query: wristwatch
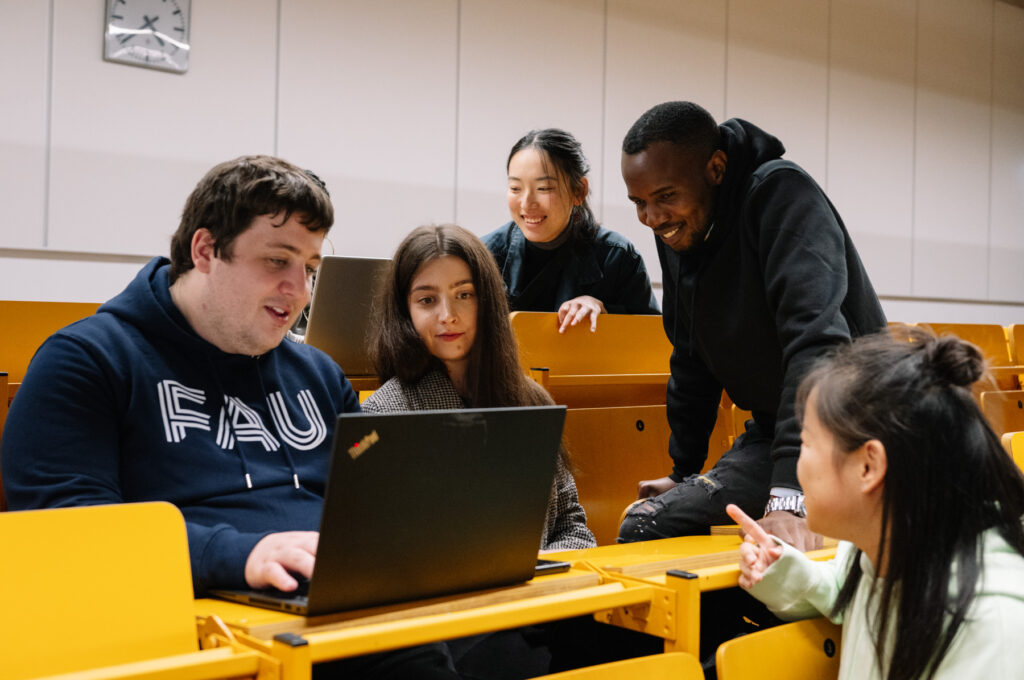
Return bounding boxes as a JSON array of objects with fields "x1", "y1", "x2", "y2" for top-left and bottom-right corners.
[{"x1": 764, "y1": 494, "x2": 806, "y2": 518}]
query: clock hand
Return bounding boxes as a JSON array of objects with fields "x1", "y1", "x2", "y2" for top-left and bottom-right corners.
[
  {"x1": 117, "y1": 15, "x2": 162, "y2": 45},
  {"x1": 139, "y1": 15, "x2": 166, "y2": 46}
]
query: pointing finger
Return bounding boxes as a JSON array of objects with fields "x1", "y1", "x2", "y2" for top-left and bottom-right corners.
[{"x1": 726, "y1": 503, "x2": 774, "y2": 548}]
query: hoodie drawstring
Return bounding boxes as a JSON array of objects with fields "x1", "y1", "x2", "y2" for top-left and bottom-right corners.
[
  {"x1": 207, "y1": 356, "x2": 303, "y2": 492},
  {"x1": 255, "y1": 359, "x2": 303, "y2": 490}
]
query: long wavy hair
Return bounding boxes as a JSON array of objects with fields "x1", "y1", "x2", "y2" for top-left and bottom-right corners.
[
  {"x1": 796, "y1": 325, "x2": 1024, "y2": 680},
  {"x1": 370, "y1": 224, "x2": 554, "y2": 410}
]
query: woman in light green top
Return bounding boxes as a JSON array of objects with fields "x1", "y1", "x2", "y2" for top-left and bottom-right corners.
[{"x1": 729, "y1": 326, "x2": 1024, "y2": 680}]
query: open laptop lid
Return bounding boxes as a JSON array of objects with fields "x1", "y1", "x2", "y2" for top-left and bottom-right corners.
[
  {"x1": 213, "y1": 406, "x2": 566, "y2": 617},
  {"x1": 304, "y1": 256, "x2": 390, "y2": 376}
]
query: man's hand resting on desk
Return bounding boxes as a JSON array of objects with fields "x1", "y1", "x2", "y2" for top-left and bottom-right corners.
[
  {"x1": 245, "y1": 531, "x2": 319, "y2": 591},
  {"x1": 756, "y1": 510, "x2": 822, "y2": 552},
  {"x1": 636, "y1": 476, "x2": 677, "y2": 499}
]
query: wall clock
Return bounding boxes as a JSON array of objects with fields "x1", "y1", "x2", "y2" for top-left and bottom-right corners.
[{"x1": 104, "y1": 0, "x2": 191, "y2": 73}]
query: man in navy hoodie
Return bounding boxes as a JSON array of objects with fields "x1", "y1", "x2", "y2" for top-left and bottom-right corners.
[
  {"x1": 2, "y1": 156, "x2": 459, "y2": 678},
  {"x1": 618, "y1": 102, "x2": 886, "y2": 551}
]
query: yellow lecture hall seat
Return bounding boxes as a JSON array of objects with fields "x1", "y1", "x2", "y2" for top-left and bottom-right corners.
[
  {"x1": 561, "y1": 405, "x2": 671, "y2": 544},
  {"x1": 916, "y1": 322, "x2": 1022, "y2": 391},
  {"x1": 0, "y1": 371, "x2": 7, "y2": 511},
  {"x1": 0, "y1": 301, "x2": 102, "y2": 387},
  {"x1": 1007, "y1": 324, "x2": 1024, "y2": 365},
  {"x1": 980, "y1": 390, "x2": 1024, "y2": 438},
  {"x1": 0, "y1": 502, "x2": 269, "y2": 679},
  {"x1": 530, "y1": 652, "x2": 703, "y2": 679},
  {"x1": 1001, "y1": 431, "x2": 1024, "y2": 472},
  {"x1": 916, "y1": 323, "x2": 1012, "y2": 365},
  {"x1": 716, "y1": 617, "x2": 842, "y2": 680},
  {"x1": 510, "y1": 311, "x2": 671, "y2": 408}
]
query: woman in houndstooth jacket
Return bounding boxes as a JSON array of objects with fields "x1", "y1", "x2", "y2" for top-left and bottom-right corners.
[{"x1": 361, "y1": 223, "x2": 595, "y2": 552}]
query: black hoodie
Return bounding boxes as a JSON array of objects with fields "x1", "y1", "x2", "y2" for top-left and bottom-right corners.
[{"x1": 659, "y1": 119, "x2": 886, "y2": 489}]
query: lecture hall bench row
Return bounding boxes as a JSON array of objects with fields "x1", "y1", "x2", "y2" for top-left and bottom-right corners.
[
  {"x1": 2, "y1": 499, "x2": 842, "y2": 679},
  {"x1": 3, "y1": 303, "x2": 1024, "y2": 536}
]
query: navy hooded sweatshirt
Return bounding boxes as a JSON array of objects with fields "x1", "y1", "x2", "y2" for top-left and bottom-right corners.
[{"x1": 1, "y1": 257, "x2": 360, "y2": 594}]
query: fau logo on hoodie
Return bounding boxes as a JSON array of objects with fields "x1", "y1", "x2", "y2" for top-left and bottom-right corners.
[{"x1": 157, "y1": 379, "x2": 327, "y2": 451}]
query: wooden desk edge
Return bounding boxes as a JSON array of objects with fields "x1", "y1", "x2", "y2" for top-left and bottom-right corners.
[{"x1": 197, "y1": 571, "x2": 600, "y2": 639}]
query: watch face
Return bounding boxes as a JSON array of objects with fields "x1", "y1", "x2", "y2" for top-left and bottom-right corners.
[{"x1": 104, "y1": 0, "x2": 191, "y2": 73}]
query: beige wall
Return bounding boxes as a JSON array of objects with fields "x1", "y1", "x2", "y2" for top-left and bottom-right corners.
[{"x1": 1, "y1": 0, "x2": 1023, "y2": 323}]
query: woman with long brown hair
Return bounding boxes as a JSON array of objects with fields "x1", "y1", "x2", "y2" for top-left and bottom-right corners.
[{"x1": 362, "y1": 223, "x2": 595, "y2": 551}]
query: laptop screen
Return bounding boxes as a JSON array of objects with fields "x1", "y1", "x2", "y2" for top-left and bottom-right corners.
[{"x1": 304, "y1": 256, "x2": 390, "y2": 376}]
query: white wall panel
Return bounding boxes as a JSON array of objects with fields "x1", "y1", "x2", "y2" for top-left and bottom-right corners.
[
  {"x1": 278, "y1": 0, "x2": 458, "y2": 259},
  {"x1": 1, "y1": 0, "x2": 1022, "y2": 322},
  {"x1": 912, "y1": 0, "x2": 991, "y2": 299},
  {"x1": 827, "y1": 0, "x2": 916, "y2": 296},
  {"x1": 603, "y1": 0, "x2": 727, "y2": 288},
  {"x1": 456, "y1": 0, "x2": 606, "y2": 239},
  {"x1": 0, "y1": 2, "x2": 49, "y2": 249},
  {"x1": 725, "y1": 0, "x2": 829, "y2": 182},
  {"x1": 988, "y1": 1, "x2": 1024, "y2": 303},
  {"x1": 46, "y1": 0, "x2": 279, "y2": 257},
  {"x1": 0, "y1": 254, "x2": 147, "y2": 303}
]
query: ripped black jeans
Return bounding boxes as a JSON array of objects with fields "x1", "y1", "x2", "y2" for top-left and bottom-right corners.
[{"x1": 618, "y1": 425, "x2": 774, "y2": 542}]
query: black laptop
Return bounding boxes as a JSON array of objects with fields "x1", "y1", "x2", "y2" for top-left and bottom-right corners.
[
  {"x1": 211, "y1": 406, "x2": 567, "y2": 616},
  {"x1": 303, "y1": 256, "x2": 390, "y2": 376}
]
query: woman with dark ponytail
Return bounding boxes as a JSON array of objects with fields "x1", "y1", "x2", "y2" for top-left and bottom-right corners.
[
  {"x1": 728, "y1": 325, "x2": 1024, "y2": 680},
  {"x1": 483, "y1": 128, "x2": 659, "y2": 332}
]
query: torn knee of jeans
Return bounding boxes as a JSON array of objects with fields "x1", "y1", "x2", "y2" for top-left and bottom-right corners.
[
  {"x1": 619, "y1": 501, "x2": 661, "y2": 542},
  {"x1": 684, "y1": 474, "x2": 721, "y2": 496},
  {"x1": 625, "y1": 498, "x2": 661, "y2": 517}
]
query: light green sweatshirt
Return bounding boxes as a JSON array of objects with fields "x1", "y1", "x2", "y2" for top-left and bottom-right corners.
[{"x1": 748, "y1": 528, "x2": 1024, "y2": 679}]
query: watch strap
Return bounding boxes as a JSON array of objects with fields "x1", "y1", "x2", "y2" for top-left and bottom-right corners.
[{"x1": 764, "y1": 494, "x2": 806, "y2": 518}]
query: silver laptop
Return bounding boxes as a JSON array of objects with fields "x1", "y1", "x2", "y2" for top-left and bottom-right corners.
[
  {"x1": 210, "y1": 406, "x2": 567, "y2": 617},
  {"x1": 304, "y1": 256, "x2": 390, "y2": 376}
]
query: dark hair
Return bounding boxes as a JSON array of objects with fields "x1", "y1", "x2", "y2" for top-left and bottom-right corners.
[
  {"x1": 370, "y1": 224, "x2": 554, "y2": 409},
  {"x1": 169, "y1": 155, "x2": 334, "y2": 283},
  {"x1": 796, "y1": 325, "x2": 1024, "y2": 680},
  {"x1": 508, "y1": 129, "x2": 598, "y2": 242},
  {"x1": 622, "y1": 101, "x2": 720, "y2": 159}
]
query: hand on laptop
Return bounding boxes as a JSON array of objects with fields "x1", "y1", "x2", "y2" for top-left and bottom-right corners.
[{"x1": 245, "y1": 531, "x2": 319, "y2": 591}]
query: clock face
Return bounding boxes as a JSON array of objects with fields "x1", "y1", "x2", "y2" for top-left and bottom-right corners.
[{"x1": 104, "y1": 0, "x2": 191, "y2": 73}]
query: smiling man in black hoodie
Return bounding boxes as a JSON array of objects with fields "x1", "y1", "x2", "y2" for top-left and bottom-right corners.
[{"x1": 618, "y1": 101, "x2": 886, "y2": 551}]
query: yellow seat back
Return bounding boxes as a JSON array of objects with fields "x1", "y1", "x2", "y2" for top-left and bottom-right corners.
[
  {"x1": 511, "y1": 312, "x2": 670, "y2": 375},
  {"x1": 0, "y1": 502, "x2": 198, "y2": 678},
  {"x1": 562, "y1": 405, "x2": 671, "y2": 545},
  {"x1": 980, "y1": 390, "x2": 1024, "y2": 437},
  {"x1": 916, "y1": 322, "x2": 1013, "y2": 366},
  {"x1": 531, "y1": 652, "x2": 703, "y2": 679},
  {"x1": 1007, "y1": 324, "x2": 1024, "y2": 365},
  {"x1": 716, "y1": 617, "x2": 842, "y2": 680},
  {"x1": 1001, "y1": 431, "x2": 1024, "y2": 472},
  {"x1": 0, "y1": 371, "x2": 7, "y2": 511},
  {"x1": 0, "y1": 301, "x2": 101, "y2": 385},
  {"x1": 511, "y1": 312, "x2": 670, "y2": 408}
]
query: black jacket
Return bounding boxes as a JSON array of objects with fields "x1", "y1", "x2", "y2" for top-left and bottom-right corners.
[
  {"x1": 483, "y1": 221, "x2": 660, "y2": 314},
  {"x1": 661, "y1": 119, "x2": 886, "y2": 489}
]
